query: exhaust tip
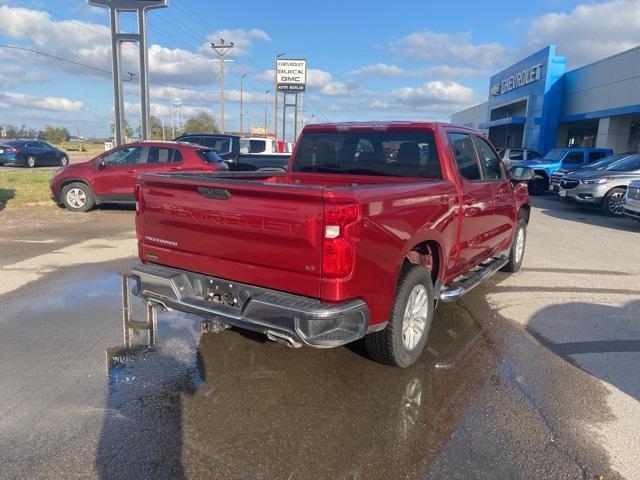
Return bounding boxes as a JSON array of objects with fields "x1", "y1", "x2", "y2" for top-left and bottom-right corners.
[{"x1": 266, "y1": 330, "x2": 302, "y2": 348}]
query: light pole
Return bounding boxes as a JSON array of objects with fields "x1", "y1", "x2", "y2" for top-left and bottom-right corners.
[
  {"x1": 274, "y1": 52, "x2": 285, "y2": 140},
  {"x1": 240, "y1": 73, "x2": 247, "y2": 136},
  {"x1": 264, "y1": 89, "x2": 270, "y2": 137},
  {"x1": 211, "y1": 39, "x2": 234, "y2": 133}
]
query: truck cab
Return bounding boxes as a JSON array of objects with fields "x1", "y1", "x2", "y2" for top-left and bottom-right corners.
[{"x1": 515, "y1": 147, "x2": 612, "y2": 195}]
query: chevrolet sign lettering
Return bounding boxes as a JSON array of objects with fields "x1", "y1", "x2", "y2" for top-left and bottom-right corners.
[{"x1": 491, "y1": 62, "x2": 543, "y2": 96}]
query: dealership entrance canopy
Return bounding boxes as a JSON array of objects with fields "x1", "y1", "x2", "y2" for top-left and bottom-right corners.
[{"x1": 452, "y1": 44, "x2": 640, "y2": 154}]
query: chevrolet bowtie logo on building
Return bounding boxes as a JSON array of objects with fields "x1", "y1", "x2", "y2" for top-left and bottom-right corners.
[{"x1": 490, "y1": 83, "x2": 502, "y2": 96}]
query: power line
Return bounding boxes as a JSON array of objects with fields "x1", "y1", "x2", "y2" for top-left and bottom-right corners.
[{"x1": 0, "y1": 44, "x2": 110, "y2": 75}]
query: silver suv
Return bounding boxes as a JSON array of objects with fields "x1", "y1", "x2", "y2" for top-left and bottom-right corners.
[
  {"x1": 559, "y1": 154, "x2": 640, "y2": 216},
  {"x1": 624, "y1": 180, "x2": 640, "y2": 222},
  {"x1": 498, "y1": 148, "x2": 542, "y2": 168}
]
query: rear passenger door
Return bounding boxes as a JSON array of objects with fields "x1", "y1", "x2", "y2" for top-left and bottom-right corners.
[{"x1": 447, "y1": 132, "x2": 497, "y2": 275}]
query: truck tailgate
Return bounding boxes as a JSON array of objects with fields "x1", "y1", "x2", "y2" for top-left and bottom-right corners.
[{"x1": 137, "y1": 173, "x2": 324, "y2": 298}]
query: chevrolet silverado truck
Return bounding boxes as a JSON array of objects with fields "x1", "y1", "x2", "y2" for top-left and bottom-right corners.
[{"x1": 130, "y1": 122, "x2": 533, "y2": 367}]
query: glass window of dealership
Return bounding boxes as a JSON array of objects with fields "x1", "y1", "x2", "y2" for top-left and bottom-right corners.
[{"x1": 451, "y1": 45, "x2": 640, "y2": 154}]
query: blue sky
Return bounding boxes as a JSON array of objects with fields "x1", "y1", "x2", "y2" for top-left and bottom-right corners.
[{"x1": 1, "y1": 0, "x2": 639, "y2": 138}]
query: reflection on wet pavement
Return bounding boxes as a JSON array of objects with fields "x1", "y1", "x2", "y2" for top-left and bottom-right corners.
[
  {"x1": 96, "y1": 279, "x2": 493, "y2": 479},
  {"x1": 0, "y1": 268, "x2": 621, "y2": 479}
]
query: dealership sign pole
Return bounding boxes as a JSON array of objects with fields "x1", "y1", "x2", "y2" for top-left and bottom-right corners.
[
  {"x1": 276, "y1": 59, "x2": 307, "y2": 142},
  {"x1": 88, "y1": 0, "x2": 167, "y2": 145}
]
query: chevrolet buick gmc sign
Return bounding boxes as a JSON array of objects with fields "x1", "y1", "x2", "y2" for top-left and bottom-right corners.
[
  {"x1": 491, "y1": 62, "x2": 543, "y2": 96},
  {"x1": 277, "y1": 59, "x2": 307, "y2": 92}
]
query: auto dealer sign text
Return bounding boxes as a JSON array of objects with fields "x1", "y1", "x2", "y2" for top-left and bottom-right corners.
[{"x1": 492, "y1": 62, "x2": 543, "y2": 96}]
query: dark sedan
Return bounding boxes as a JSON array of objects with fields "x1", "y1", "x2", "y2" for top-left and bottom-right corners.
[{"x1": 0, "y1": 139, "x2": 69, "y2": 168}]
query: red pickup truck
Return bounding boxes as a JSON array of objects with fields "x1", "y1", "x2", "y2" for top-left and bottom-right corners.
[{"x1": 130, "y1": 122, "x2": 534, "y2": 367}]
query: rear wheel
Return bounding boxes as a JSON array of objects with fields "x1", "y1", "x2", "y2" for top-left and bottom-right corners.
[
  {"x1": 501, "y1": 218, "x2": 527, "y2": 273},
  {"x1": 61, "y1": 182, "x2": 95, "y2": 212},
  {"x1": 26, "y1": 156, "x2": 36, "y2": 168},
  {"x1": 601, "y1": 188, "x2": 625, "y2": 216},
  {"x1": 59, "y1": 155, "x2": 69, "y2": 166},
  {"x1": 365, "y1": 265, "x2": 434, "y2": 368}
]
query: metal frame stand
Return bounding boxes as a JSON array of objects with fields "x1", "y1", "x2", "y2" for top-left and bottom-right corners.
[
  {"x1": 121, "y1": 274, "x2": 157, "y2": 348},
  {"x1": 88, "y1": 0, "x2": 167, "y2": 145}
]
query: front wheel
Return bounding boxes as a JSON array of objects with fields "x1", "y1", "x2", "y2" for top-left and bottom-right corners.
[
  {"x1": 61, "y1": 182, "x2": 95, "y2": 212},
  {"x1": 501, "y1": 218, "x2": 527, "y2": 273},
  {"x1": 59, "y1": 155, "x2": 69, "y2": 166},
  {"x1": 365, "y1": 265, "x2": 434, "y2": 368},
  {"x1": 601, "y1": 188, "x2": 625, "y2": 216},
  {"x1": 527, "y1": 176, "x2": 547, "y2": 195}
]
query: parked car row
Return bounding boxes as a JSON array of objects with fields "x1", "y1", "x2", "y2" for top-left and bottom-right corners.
[
  {"x1": 0, "y1": 139, "x2": 69, "y2": 167},
  {"x1": 545, "y1": 152, "x2": 640, "y2": 217}
]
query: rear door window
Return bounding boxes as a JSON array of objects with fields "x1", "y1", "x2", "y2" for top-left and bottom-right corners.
[
  {"x1": 527, "y1": 150, "x2": 542, "y2": 159},
  {"x1": 588, "y1": 151, "x2": 606, "y2": 163},
  {"x1": 448, "y1": 132, "x2": 482, "y2": 181},
  {"x1": 146, "y1": 147, "x2": 173, "y2": 164}
]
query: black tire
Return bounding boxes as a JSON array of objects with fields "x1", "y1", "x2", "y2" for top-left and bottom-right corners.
[
  {"x1": 501, "y1": 218, "x2": 527, "y2": 273},
  {"x1": 601, "y1": 187, "x2": 626, "y2": 216},
  {"x1": 60, "y1": 155, "x2": 69, "y2": 167},
  {"x1": 527, "y1": 176, "x2": 547, "y2": 195},
  {"x1": 25, "y1": 155, "x2": 36, "y2": 168},
  {"x1": 61, "y1": 182, "x2": 95, "y2": 212},
  {"x1": 365, "y1": 265, "x2": 434, "y2": 368}
]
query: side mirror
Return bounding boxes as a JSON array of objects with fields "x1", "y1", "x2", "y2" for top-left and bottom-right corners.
[
  {"x1": 510, "y1": 166, "x2": 534, "y2": 182},
  {"x1": 97, "y1": 159, "x2": 106, "y2": 171}
]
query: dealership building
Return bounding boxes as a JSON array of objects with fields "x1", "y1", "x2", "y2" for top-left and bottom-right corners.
[{"x1": 451, "y1": 44, "x2": 640, "y2": 155}]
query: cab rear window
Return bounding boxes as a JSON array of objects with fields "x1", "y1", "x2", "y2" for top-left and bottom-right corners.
[{"x1": 293, "y1": 131, "x2": 441, "y2": 179}]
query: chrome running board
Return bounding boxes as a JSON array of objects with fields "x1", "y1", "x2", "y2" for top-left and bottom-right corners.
[{"x1": 439, "y1": 256, "x2": 509, "y2": 302}]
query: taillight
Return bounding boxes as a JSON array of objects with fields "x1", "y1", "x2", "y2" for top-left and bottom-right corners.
[
  {"x1": 134, "y1": 184, "x2": 141, "y2": 213},
  {"x1": 8, "y1": 147, "x2": 20, "y2": 153},
  {"x1": 322, "y1": 203, "x2": 358, "y2": 277}
]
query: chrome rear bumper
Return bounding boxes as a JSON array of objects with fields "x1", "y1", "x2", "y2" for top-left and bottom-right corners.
[{"x1": 130, "y1": 263, "x2": 370, "y2": 348}]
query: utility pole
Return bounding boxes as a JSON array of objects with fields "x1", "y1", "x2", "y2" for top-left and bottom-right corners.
[
  {"x1": 210, "y1": 39, "x2": 234, "y2": 133},
  {"x1": 274, "y1": 52, "x2": 285, "y2": 140},
  {"x1": 240, "y1": 73, "x2": 247, "y2": 136},
  {"x1": 264, "y1": 89, "x2": 270, "y2": 137}
]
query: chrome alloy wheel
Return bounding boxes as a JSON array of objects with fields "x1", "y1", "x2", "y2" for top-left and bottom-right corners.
[
  {"x1": 607, "y1": 192, "x2": 625, "y2": 215},
  {"x1": 402, "y1": 285, "x2": 429, "y2": 351},
  {"x1": 514, "y1": 225, "x2": 526, "y2": 264},
  {"x1": 66, "y1": 187, "x2": 87, "y2": 209}
]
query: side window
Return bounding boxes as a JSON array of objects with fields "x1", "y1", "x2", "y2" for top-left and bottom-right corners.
[
  {"x1": 448, "y1": 132, "x2": 482, "y2": 181},
  {"x1": 146, "y1": 147, "x2": 173, "y2": 164},
  {"x1": 588, "y1": 151, "x2": 606, "y2": 163},
  {"x1": 171, "y1": 149, "x2": 183, "y2": 163},
  {"x1": 508, "y1": 150, "x2": 524, "y2": 161},
  {"x1": 528, "y1": 150, "x2": 542, "y2": 159},
  {"x1": 563, "y1": 152, "x2": 584, "y2": 166},
  {"x1": 250, "y1": 139, "x2": 266, "y2": 153},
  {"x1": 473, "y1": 136, "x2": 504, "y2": 180},
  {"x1": 239, "y1": 138, "x2": 250, "y2": 154},
  {"x1": 103, "y1": 147, "x2": 143, "y2": 165}
]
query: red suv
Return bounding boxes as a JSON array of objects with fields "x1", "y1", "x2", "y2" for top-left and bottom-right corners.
[{"x1": 50, "y1": 141, "x2": 228, "y2": 212}]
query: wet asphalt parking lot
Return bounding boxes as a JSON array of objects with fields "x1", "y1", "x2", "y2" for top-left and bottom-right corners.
[{"x1": 0, "y1": 197, "x2": 639, "y2": 479}]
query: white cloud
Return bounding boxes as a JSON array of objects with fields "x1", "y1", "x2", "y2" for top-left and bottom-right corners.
[
  {"x1": 518, "y1": 0, "x2": 640, "y2": 67},
  {"x1": 348, "y1": 63, "x2": 406, "y2": 77},
  {"x1": 392, "y1": 80, "x2": 475, "y2": 107},
  {"x1": 0, "y1": 91, "x2": 86, "y2": 111},
  {"x1": 0, "y1": 64, "x2": 45, "y2": 88},
  {"x1": 389, "y1": 30, "x2": 508, "y2": 70}
]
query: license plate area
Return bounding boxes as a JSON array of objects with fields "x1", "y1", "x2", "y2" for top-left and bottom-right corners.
[
  {"x1": 172, "y1": 272, "x2": 249, "y2": 311},
  {"x1": 559, "y1": 189, "x2": 567, "y2": 197}
]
